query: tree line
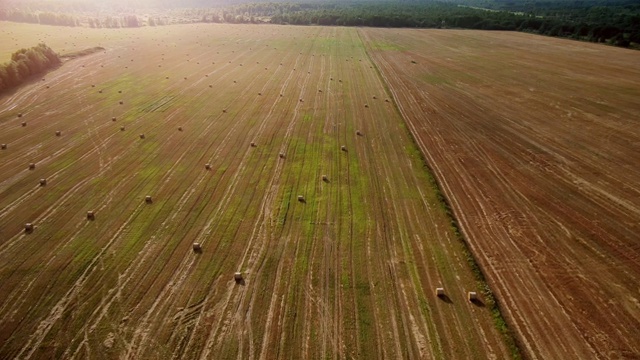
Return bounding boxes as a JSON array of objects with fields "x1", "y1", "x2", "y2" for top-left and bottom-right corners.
[
  {"x1": 1, "y1": 1, "x2": 637, "y2": 48},
  {"x1": 0, "y1": 44, "x2": 61, "y2": 93}
]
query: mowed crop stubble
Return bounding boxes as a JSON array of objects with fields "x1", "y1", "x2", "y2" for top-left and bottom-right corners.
[{"x1": 0, "y1": 24, "x2": 511, "y2": 359}]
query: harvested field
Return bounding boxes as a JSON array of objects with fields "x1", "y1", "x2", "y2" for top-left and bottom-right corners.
[
  {"x1": 362, "y1": 28, "x2": 640, "y2": 359},
  {"x1": 0, "y1": 23, "x2": 511, "y2": 359}
]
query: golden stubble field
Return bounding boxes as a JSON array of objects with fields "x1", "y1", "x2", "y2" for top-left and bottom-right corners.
[{"x1": 0, "y1": 23, "x2": 511, "y2": 359}]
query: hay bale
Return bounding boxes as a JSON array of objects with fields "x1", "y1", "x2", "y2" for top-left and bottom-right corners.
[
  {"x1": 373, "y1": 96, "x2": 377, "y2": 99},
  {"x1": 356, "y1": 130, "x2": 363, "y2": 136},
  {"x1": 193, "y1": 242, "x2": 201, "y2": 251},
  {"x1": 322, "y1": 175, "x2": 328, "y2": 182},
  {"x1": 145, "y1": 196, "x2": 153, "y2": 204},
  {"x1": 22, "y1": 122, "x2": 27, "y2": 127},
  {"x1": 39, "y1": 178, "x2": 47, "y2": 186},
  {"x1": 250, "y1": 142, "x2": 257, "y2": 148},
  {"x1": 205, "y1": 163, "x2": 211, "y2": 170},
  {"x1": 118, "y1": 90, "x2": 122, "y2": 94},
  {"x1": 436, "y1": 288, "x2": 445, "y2": 297},
  {"x1": 139, "y1": 134, "x2": 145, "y2": 139},
  {"x1": 341, "y1": 145, "x2": 347, "y2": 152},
  {"x1": 29, "y1": 163, "x2": 36, "y2": 170},
  {"x1": 279, "y1": 153, "x2": 285, "y2": 159},
  {"x1": 234, "y1": 272, "x2": 243, "y2": 282},
  {"x1": 112, "y1": 117, "x2": 117, "y2": 122},
  {"x1": 297, "y1": 195, "x2": 305, "y2": 202},
  {"x1": 99, "y1": 90, "x2": 103, "y2": 93},
  {"x1": 364, "y1": 104, "x2": 369, "y2": 108},
  {"x1": 119, "y1": 101, "x2": 124, "y2": 105},
  {"x1": 87, "y1": 211, "x2": 95, "y2": 220},
  {"x1": 25, "y1": 223, "x2": 34, "y2": 233},
  {"x1": 1, "y1": 144, "x2": 6, "y2": 150},
  {"x1": 468, "y1": 292, "x2": 478, "y2": 302},
  {"x1": 178, "y1": 126, "x2": 183, "y2": 131},
  {"x1": 258, "y1": 92, "x2": 261, "y2": 96},
  {"x1": 120, "y1": 126, "x2": 125, "y2": 131},
  {"x1": 17, "y1": 113, "x2": 22, "y2": 118},
  {"x1": 56, "y1": 131, "x2": 61, "y2": 136}
]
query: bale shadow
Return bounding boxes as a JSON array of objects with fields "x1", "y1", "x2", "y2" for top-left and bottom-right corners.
[
  {"x1": 235, "y1": 278, "x2": 246, "y2": 286},
  {"x1": 470, "y1": 298, "x2": 485, "y2": 307},
  {"x1": 437, "y1": 294, "x2": 453, "y2": 304}
]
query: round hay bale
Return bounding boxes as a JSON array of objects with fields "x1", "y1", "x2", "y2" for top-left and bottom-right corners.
[
  {"x1": 56, "y1": 131, "x2": 61, "y2": 136},
  {"x1": 322, "y1": 175, "x2": 328, "y2": 182},
  {"x1": 87, "y1": 211, "x2": 95, "y2": 220},
  {"x1": 1, "y1": 144, "x2": 6, "y2": 150},
  {"x1": 341, "y1": 145, "x2": 347, "y2": 152},
  {"x1": 356, "y1": 130, "x2": 363, "y2": 136},
  {"x1": 250, "y1": 142, "x2": 257, "y2": 147},
  {"x1": 279, "y1": 153, "x2": 285, "y2": 159},
  {"x1": 39, "y1": 178, "x2": 47, "y2": 186},
  {"x1": 205, "y1": 163, "x2": 211, "y2": 170},
  {"x1": 99, "y1": 90, "x2": 103, "y2": 93},
  {"x1": 112, "y1": 117, "x2": 116, "y2": 122},
  {"x1": 178, "y1": 126, "x2": 183, "y2": 131},
  {"x1": 234, "y1": 272, "x2": 243, "y2": 282},
  {"x1": 21, "y1": 122, "x2": 27, "y2": 127},
  {"x1": 29, "y1": 163, "x2": 36, "y2": 170},
  {"x1": 119, "y1": 101, "x2": 124, "y2": 105},
  {"x1": 139, "y1": 134, "x2": 145, "y2": 139},
  {"x1": 145, "y1": 195, "x2": 153, "y2": 204},
  {"x1": 120, "y1": 126, "x2": 125, "y2": 131},
  {"x1": 25, "y1": 223, "x2": 34, "y2": 233}
]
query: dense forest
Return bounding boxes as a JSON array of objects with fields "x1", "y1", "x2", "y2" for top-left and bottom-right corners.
[
  {"x1": 0, "y1": 0, "x2": 638, "y2": 48},
  {"x1": 0, "y1": 44, "x2": 61, "y2": 93}
]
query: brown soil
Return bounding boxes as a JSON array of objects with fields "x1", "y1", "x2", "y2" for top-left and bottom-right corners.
[{"x1": 362, "y1": 28, "x2": 640, "y2": 359}]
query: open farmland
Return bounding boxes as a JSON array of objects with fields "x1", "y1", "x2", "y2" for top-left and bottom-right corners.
[
  {"x1": 0, "y1": 23, "x2": 512, "y2": 359},
  {"x1": 362, "y1": 29, "x2": 640, "y2": 359}
]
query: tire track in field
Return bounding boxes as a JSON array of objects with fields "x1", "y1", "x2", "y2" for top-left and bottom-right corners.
[
  {"x1": 125, "y1": 48, "x2": 296, "y2": 359},
  {"x1": 248, "y1": 44, "x2": 316, "y2": 360},
  {"x1": 198, "y1": 34, "x2": 315, "y2": 358},
  {"x1": 196, "y1": 46, "x2": 311, "y2": 359},
  {"x1": 196, "y1": 49, "x2": 305, "y2": 360},
  {"x1": 160, "y1": 47, "x2": 298, "y2": 359}
]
